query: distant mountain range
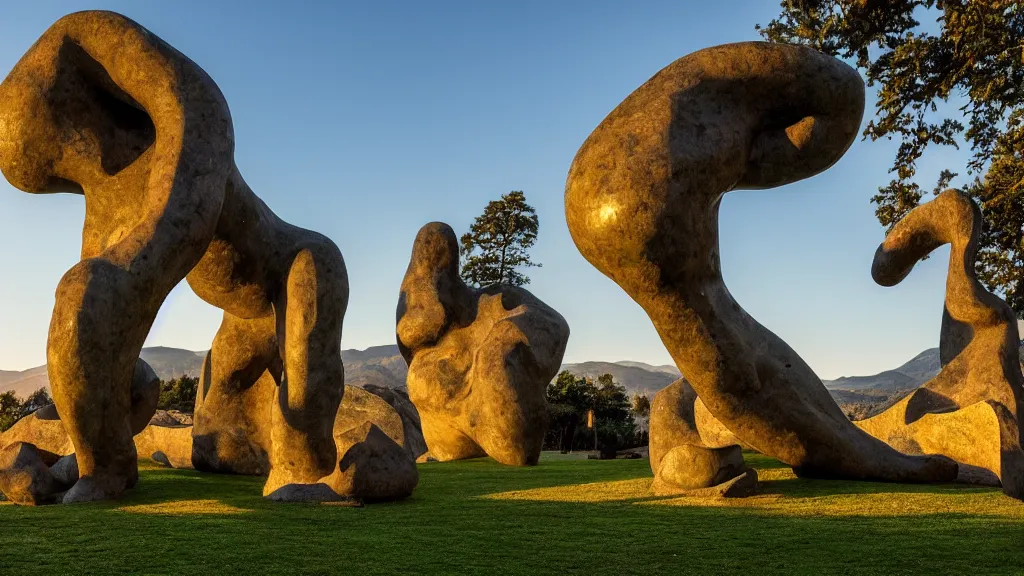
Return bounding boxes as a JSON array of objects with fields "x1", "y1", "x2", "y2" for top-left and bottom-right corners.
[
  {"x1": 557, "y1": 361, "x2": 681, "y2": 396},
  {"x1": 3, "y1": 342, "x2": 1015, "y2": 407},
  {"x1": 0, "y1": 347, "x2": 207, "y2": 398},
  {"x1": 0, "y1": 345, "x2": 414, "y2": 397},
  {"x1": 822, "y1": 348, "x2": 941, "y2": 392}
]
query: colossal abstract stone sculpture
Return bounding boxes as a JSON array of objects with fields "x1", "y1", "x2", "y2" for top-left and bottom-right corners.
[
  {"x1": 854, "y1": 190, "x2": 1024, "y2": 499},
  {"x1": 0, "y1": 11, "x2": 347, "y2": 502},
  {"x1": 564, "y1": 41, "x2": 957, "y2": 484},
  {"x1": 397, "y1": 222, "x2": 570, "y2": 466}
]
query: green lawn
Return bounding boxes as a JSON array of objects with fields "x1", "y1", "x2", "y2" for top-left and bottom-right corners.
[{"x1": 2, "y1": 452, "x2": 1023, "y2": 575}]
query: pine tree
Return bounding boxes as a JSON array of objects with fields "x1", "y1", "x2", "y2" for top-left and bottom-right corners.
[{"x1": 459, "y1": 191, "x2": 541, "y2": 287}]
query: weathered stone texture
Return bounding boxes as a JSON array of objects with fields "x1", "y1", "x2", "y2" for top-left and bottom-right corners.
[
  {"x1": 0, "y1": 11, "x2": 347, "y2": 502},
  {"x1": 321, "y1": 422, "x2": 419, "y2": 501},
  {"x1": 0, "y1": 443, "x2": 59, "y2": 505},
  {"x1": 564, "y1": 41, "x2": 956, "y2": 485},
  {"x1": 397, "y1": 222, "x2": 570, "y2": 466},
  {"x1": 855, "y1": 190, "x2": 1024, "y2": 499}
]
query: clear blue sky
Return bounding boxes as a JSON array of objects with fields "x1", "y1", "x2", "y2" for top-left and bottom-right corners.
[{"x1": 0, "y1": 1, "x2": 969, "y2": 378}]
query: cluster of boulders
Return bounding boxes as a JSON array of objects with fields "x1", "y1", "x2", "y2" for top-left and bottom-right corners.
[{"x1": 1, "y1": 381, "x2": 430, "y2": 505}]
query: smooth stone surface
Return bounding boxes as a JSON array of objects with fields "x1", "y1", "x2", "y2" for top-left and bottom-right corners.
[
  {"x1": 321, "y1": 422, "x2": 419, "y2": 502},
  {"x1": 49, "y1": 454, "x2": 79, "y2": 488},
  {"x1": 854, "y1": 193, "x2": 1024, "y2": 499},
  {"x1": 334, "y1": 387, "x2": 408, "y2": 454},
  {"x1": 564, "y1": 41, "x2": 955, "y2": 484},
  {"x1": 134, "y1": 423, "x2": 195, "y2": 470},
  {"x1": 0, "y1": 11, "x2": 351, "y2": 501},
  {"x1": 397, "y1": 222, "x2": 570, "y2": 466},
  {"x1": 0, "y1": 411, "x2": 74, "y2": 457},
  {"x1": 652, "y1": 469, "x2": 759, "y2": 498}
]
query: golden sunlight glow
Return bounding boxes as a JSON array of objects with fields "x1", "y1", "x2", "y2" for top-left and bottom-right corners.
[
  {"x1": 117, "y1": 499, "x2": 250, "y2": 516},
  {"x1": 597, "y1": 203, "x2": 618, "y2": 225},
  {"x1": 481, "y1": 478, "x2": 652, "y2": 504},
  {"x1": 481, "y1": 466, "x2": 1024, "y2": 518}
]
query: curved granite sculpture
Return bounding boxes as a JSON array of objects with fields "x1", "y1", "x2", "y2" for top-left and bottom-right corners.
[
  {"x1": 564, "y1": 41, "x2": 956, "y2": 483},
  {"x1": 0, "y1": 11, "x2": 347, "y2": 502},
  {"x1": 855, "y1": 190, "x2": 1024, "y2": 498},
  {"x1": 397, "y1": 222, "x2": 570, "y2": 466}
]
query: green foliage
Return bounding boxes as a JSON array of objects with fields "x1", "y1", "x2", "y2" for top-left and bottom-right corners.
[
  {"x1": 20, "y1": 387, "x2": 52, "y2": 414},
  {"x1": 631, "y1": 393, "x2": 651, "y2": 419},
  {"x1": 459, "y1": 190, "x2": 541, "y2": 287},
  {"x1": 157, "y1": 376, "x2": 199, "y2": 412},
  {"x1": 0, "y1": 387, "x2": 54, "y2": 432},
  {"x1": 759, "y1": 1, "x2": 1024, "y2": 313},
  {"x1": 544, "y1": 371, "x2": 640, "y2": 452},
  {"x1": 0, "y1": 391, "x2": 21, "y2": 432}
]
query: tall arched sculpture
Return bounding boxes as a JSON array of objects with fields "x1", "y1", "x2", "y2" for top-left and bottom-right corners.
[
  {"x1": 0, "y1": 11, "x2": 348, "y2": 502},
  {"x1": 564, "y1": 42, "x2": 957, "y2": 485},
  {"x1": 855, "y1": 190, "x2": 1024, "y2": 499},
  {"x1": 397, "y1": 222, "x2": 570, "y2": 466}
]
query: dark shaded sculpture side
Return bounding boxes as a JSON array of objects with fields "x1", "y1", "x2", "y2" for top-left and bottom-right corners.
[
  {"x1": 0, "y1": 11, "x2": 346, "y2": 502},
  {"x1": 564, "y1": 41, "x2": 956, "y2": 483},
  {"x1": 396, "y1": 222, "x2": 570, "y2": 466},
  {"x1": 178, "y1": 383, "x2": 419, "y2": 501},
  {"x1": 855, "y1": 190, "x2": 1024, "y2": 498}
]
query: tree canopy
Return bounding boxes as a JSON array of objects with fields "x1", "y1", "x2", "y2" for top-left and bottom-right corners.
[
  {"x1": 544, "y1": 371, "x2": 642, "y2": 453},
  {"x1": 759, "y1": 1, "x2": 1024, "y2": 313},
  {"x1": 459, "y1": 191, "x2": 541, "y2": 287},
  {"x1": 0, "y1": 387, "x2": 52, "y2": 432},
  {"x1": 158, "y1": 375, "x2": 199, "y2": 412}
]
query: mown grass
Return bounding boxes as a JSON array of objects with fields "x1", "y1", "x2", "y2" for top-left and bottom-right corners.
[{"x1": 1, "y1": 452, "x2": 1023, "y2": 575}]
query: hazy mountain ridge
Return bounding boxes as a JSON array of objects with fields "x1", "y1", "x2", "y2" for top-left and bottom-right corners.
[
  {"x1": 558, "y1": 361, "x2": 680, "y2": 396},
  {"x1": 0, "y1": 345, "x2": 414, "y2": 397},
  {"x1": 342, "y1": 345, "x2": 408, "y2": 389},
  {"x1": 822, "y1": 347, "x2": 941, "y2": 392},
  {"x1": 3, "y1": 343, "x2": 1009, "y2": 409}
]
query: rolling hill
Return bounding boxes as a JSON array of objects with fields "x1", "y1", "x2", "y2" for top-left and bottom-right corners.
[
  {"x1": 3, "y1": 341, "x2": 1014, "y2": 414},
  {"x1": 558, "y1": 361, "x2": 680, "y2": 396},
  {"x1": 822, "y1": 348, "x2": 940, "y2": 392},
  {"x1": 0, "y1": 345, "x2": 413, "y2": 397}
]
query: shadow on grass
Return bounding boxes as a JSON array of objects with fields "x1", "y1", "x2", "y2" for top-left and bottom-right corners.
[{"x1": 2, "y1": 454, "x2": 1024, "y2": 575}]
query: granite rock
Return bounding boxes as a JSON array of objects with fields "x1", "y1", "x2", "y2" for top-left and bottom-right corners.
[
  {"x1": 564, "y1": 41, "x2": 956, "y2": 484},
  {"x1": 0, "y1": 11, "x2": 348, "y2": 501},
  {"x1": 397, "y1": 222, "x2": 570, "y2": 466},
  {"x1": 855, "y1": 190, "x2": 1024, "y2": 499}
]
